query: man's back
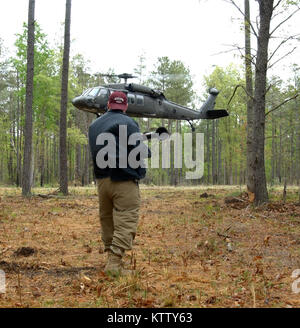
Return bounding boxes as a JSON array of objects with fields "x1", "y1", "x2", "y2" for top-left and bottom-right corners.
[{"x1": 89, "y1": 110, "x2": 150, "y2": 181}]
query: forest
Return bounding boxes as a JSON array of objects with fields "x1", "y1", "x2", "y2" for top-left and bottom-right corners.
[
  {"x1": 0, "y1": 4, "x2": 298, "y2": 192},
  {"x1": 0, "y1": 0, "x2": 300, "y2": 310}
]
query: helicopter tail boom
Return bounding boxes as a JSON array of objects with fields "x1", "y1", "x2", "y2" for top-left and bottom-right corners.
[{"x1": 197, "y1": 88, "x2": 228, "y2": 119}]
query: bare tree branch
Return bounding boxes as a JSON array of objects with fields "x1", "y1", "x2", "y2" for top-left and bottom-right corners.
[
  {"x1": 265, "y1": 84, "x2": 273, "y2": 95},
  {"x1": 273, "y1": 0, "x2": 283, "y2": 12},
  {"x1": 270, "y1": 7, "x2": 300, "y2": 37},
  {"x1": 268, "y1": 35, "x2": 299, "y2": 63},
  {"x1": 265, "y1": 125, "x2": 300, "y2": 140},
  {"x1": 271, "y1": 9, "x2": 285, "y2": 20},
  {"x1": 229, "y1": 0, "x2": 258, "y2": 38},
  {"x1": 213, "y1": 44, "x2": 258, "y2": 67},
  {"x1": 227, "y1": 84, "x2": 255, "y2": 109},
  {"x1": 265, "y1": 93, "x2": 299, "y2": 116},
  {"x1": 268, "y1": 46, "x2": 297, "y2": 69},
  {"x1": 270, "y1": 33, "x2": 300, "y2": 40}
]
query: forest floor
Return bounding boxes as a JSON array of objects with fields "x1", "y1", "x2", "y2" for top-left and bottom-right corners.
[{"x1": 0, "y1": 185, "x2": 300, "y2": 308}]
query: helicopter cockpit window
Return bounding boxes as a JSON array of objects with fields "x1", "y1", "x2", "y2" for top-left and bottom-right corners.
[
  {"x1": 82, "y1": 88, "x2": 91, "y2": 96},
  {"x1": 127, "y1": 93, "x2": 135, "y2": 104},
  {"x1": 136, "y1": 95, "x2": 144, "y2": 106},
  {"x1": 88, "y1": 88, "x2": 100, "y2": 97},
  {"x1": 98, "y1": 88, "x2": 108, "y2": 98}
]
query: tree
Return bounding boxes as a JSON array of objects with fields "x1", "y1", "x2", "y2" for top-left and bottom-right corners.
[
  {"x1": 229, "y1": 0, "x2": 300, "y2": 204},
  {"x1": 59, "y1": 0, "x2": 72, "y2": 195},
  {"x1": 134, "y1": 52, "x2": 147, "y2": 84},
  {"x1": 12, "y1": 22, "x2": 60, "y2": 188},
  {"x1": 247, "y1": 0, "x2": 274, "y2": 204},
  {"x1": 243, "y1": 0, "x2": 255, "y2": 192},
  {"x1": 148, "y1": 56, "x2": 195, "y2": 185},
  {"x1": 22, "y1": 0, "x2": 35, "y2": 197},
  {"x1": 204, "y1": 65, "x2": 246, "y2": 186}
]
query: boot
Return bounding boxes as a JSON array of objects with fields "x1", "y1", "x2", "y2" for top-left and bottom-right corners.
[
  {"x1": 104, "y1": 251, "x2": 133, "y2": 277},
  {"x1": 104, "y1": 251, "x2": 123, "y2": 277}
]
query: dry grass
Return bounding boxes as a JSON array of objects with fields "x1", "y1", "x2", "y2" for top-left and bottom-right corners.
[{"x1": 0, "y1": 185, "x2": 300, "y2": 308}]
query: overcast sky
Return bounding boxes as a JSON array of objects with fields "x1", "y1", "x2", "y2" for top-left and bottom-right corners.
[{"x1": 0, "y1": 0, "x2": 299, "y2": 94}]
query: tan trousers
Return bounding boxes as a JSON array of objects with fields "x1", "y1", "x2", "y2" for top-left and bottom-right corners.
[{"x1": 97, "y1": 177, "x2": 140, "y2": 256}]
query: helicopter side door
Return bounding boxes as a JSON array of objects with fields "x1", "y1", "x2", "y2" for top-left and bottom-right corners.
[
  {"x1": 137, "y1": 94, "x2": 157, "y2": 117},
  {"x1": 94, "y1": 88, "x2": 109, "y2": 110}
]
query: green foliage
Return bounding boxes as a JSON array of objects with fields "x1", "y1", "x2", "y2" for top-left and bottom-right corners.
[
  {"x1": 202, "y1": 65, "x2": 247, "y2": 184},
  {"x1": 67, "y1": 127, "x2": 88, "y2": 146},
  {"x1": 0, "y1": 18, "x2": 299, "y2": 188},
  {"x1": 149, "y1": 56, "x2": 195, "y2": 106}
]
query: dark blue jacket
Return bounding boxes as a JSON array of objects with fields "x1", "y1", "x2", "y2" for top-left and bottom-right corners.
[{"x1": 88, "y1": 110, "x2": 151, "y2": 181}]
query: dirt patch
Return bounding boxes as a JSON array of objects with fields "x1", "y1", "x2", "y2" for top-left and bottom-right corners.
[
  {"x1": 0, "y1": 260, "x2": 97, "y2": 277},
  {"x1": 13, "y1": 247, "x2": 36, "y2": 257}
]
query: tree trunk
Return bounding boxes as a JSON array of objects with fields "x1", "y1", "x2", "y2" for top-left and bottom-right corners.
[
  {"x1": 296, "y1": 97, "x2": 300, "y2": 202},
  {"x1": 16, "y1": 71, "x2": 21, "y2": 187},
  {"x1": 289, "y1": 112, "x2": 294, "y2": 184},
  {"x1": 83, "y1": 112, "x2": 92, "y2": 185},
  {"x1": 218, "y1": 139, "x2": 222, "y2": 185},
  {"x1": 74, "y1": 107, "x2": 82, "y2": 186},
  {"x1": 247, "y1": 0, "x2": 273, "y2": 204},
  {"x1": 244, "y1": 0, "x2": 255, "y2": 192},
  {"x1": 278, "y1": 112, "x2": 282, "y2": 183},
  {"x1": 212, "y1": 120, "x2": 217, "y2": 184},
  {"x1": 206, "y1": 121, "x2": 210, "y2": 184},
  {"x1": 22, "y1": 0, "x2": 35, "y2": 197},
  {"x1": 40, "y1": 132, "x2": 45, "y2": 187},
  {"x1": 59, "y1": 0, "x2": 71, "y2": 195},
  {"x1": 271, "y1": 112, "x2": 275, "y2": 184}
]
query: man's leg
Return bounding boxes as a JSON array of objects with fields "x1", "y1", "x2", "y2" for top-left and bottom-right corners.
[
  {"x1": 97, "y1": 178, "x2": 114, "y2": 252},
  {"x1": 111, "y1": 180, "x2": 141, "y2": 255}
]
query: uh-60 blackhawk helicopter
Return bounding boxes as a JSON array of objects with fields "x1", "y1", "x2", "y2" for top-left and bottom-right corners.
[{"x1": 72, "y1": 73, "x2": 229, "y2": 138}]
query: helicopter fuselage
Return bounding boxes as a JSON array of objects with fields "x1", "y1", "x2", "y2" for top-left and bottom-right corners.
[{"x1": 72, "y1": 83, "x2": 228, "y2": 121}]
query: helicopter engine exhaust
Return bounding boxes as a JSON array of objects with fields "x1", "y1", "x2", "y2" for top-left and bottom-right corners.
[{"x1": 143, "y1": 127, "x2": 169, "y2": 141}]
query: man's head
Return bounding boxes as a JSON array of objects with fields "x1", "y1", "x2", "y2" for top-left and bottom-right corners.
[{"x1": 108, "y1": 91, "x2": 128, "y2": 112}]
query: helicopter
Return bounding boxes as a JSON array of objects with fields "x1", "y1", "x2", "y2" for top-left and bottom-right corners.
[{"x1": 72, "y1": 73, "x2": 229, "y2": 130}]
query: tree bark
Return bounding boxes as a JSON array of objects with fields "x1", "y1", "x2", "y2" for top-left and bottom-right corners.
[
  {"x1": 212, "y1": 120, "x2": 217, "y2": 184},
  {"x1": 278, "y1": 113, "x2": 282, "y2": 183},
  {"x1": 296, "y1": 97, "x2": 300, "y2": 201},
  {"x1": 271, "y1": 112, "x2": 275, "y2": 185},
  {"x1": 247, "y1": 0, "x2": 273, "y2": 204},
  {"x1": 22, "y1": 0, "x2": 35, "y2": 197},
  {"x1": 59, "y1": 0, "x2": 71, "y2": 195},
  {"x1": 244, "y1": 0, "x2": 255, "y2": 192},
  {"x1": 206, "y1": 121, "x2": 210, "y2": 184}
]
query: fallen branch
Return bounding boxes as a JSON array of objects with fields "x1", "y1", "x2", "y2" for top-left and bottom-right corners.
[{"x1": 217, "y1": 232, "x2": 231, "y2": 239}]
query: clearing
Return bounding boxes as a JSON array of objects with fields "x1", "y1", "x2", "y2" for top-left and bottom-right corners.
[{"x1": 0, "y1": 185, "x2": 300, "y2": 308}]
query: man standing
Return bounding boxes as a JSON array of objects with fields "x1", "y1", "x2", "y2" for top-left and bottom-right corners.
[{"x1": 88, "y1": 91, "x2": 150, "y2": 276}]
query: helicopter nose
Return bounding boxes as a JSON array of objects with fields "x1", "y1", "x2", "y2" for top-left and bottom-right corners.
[{"x1": 72, "y1": 96, "x2": 84, "y2": 109}]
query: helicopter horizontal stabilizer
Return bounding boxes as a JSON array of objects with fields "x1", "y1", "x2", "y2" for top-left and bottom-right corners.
[{"x1": 205, "y1": 109, "x2": 229, "y2": 119}]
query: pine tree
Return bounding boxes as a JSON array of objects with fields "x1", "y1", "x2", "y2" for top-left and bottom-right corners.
[
  {"x1": 22, "y1": 0, "x2": 35, "y2": 197},
  {"x1": 59, "y1": 0, "x2": 71, "y2": 195}
]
